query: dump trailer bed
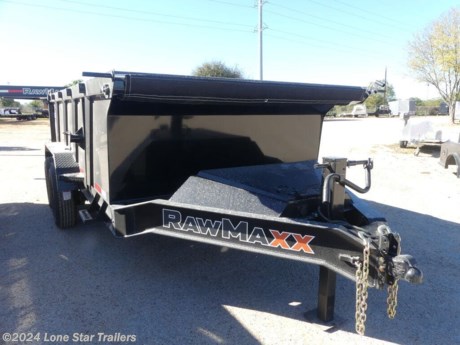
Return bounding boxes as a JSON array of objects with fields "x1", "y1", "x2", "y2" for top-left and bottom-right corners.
[{"x1": 44, "y1": 71, "x2": 422, "y2": 335}]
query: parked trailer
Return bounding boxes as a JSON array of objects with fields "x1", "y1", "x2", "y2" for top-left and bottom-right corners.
[
  {"x1": 399, "y1": 119, "x2": 446, "y2": 155},
  {"x1": 337, "y1": 104, "x2": 367, "y2": 117},
  {"x1": 0, "y1": 107, "x2": 37, "y2": 121},
  {"x1": 45, "y1": 71, "x2": 422, "y2": 335},
  {"x1": 389, "y1": 100, "x2": 416, "y2": 118}
]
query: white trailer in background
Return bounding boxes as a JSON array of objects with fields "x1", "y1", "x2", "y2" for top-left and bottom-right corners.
[
  {"x1": 389, "y1": 100, "x2": 416, "y2": 117},
  {"x1": 337, "y1": 104, "x2": 367, "y2": 117}
]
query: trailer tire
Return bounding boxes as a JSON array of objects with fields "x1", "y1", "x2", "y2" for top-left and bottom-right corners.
[
  {"x1": 44, "y1": 158, "x2": 54, "y2": 208},
  {"x1": 47, "y1": 160, "x2": 77, "y2": 229},
  {"x1": 399, "y1": 141, "x2": 408, "y2": 148}
]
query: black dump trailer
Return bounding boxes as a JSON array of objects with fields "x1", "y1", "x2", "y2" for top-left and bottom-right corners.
[{"x1": 45, "y1": 71, "x2": 422, "y2": 335}]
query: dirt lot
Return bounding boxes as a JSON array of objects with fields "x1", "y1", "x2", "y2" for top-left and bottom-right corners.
[{"x1": 0, "y1": 116, "x2": 459, "y2": 345}]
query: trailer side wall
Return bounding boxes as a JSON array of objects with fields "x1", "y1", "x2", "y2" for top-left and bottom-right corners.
[{"x1": 107, "y1": 114, "x2": 322, "y2": 203}]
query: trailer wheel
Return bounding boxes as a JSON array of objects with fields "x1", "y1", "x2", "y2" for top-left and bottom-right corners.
[
  {"x1": 44, "y1": 158, "x2": 54, "y2": 208},
  {"x1": 47, "y1": 160, "x2": 77, "y2": 229},
  {"x1": 399, "y1": 141, "x2": 408, "y2": 148}
]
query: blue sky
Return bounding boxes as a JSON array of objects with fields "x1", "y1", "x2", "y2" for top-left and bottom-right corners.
[{"x1": 0, "y1": 0, "x2": 458, "y2": 99}]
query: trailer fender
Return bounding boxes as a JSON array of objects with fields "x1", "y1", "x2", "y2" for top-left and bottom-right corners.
[
  {"x1": 45, "y1": 143, "x2": 83, "y2": 191},
  {"x1": 444, "y1": 152, "x2": 460, "y2": 177}
]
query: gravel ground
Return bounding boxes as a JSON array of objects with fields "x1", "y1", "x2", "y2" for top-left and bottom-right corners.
[{"x1": 0, "y1": 116, "x2": 459, "y2": 345}]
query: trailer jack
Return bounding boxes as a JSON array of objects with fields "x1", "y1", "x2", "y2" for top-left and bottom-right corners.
[{"x1": 314, "y1": 157, "x2": 422, "y2": 334}]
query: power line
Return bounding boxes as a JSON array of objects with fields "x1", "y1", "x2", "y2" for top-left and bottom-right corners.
[
  {"x1": 194, "y1": 1, "x2": 393, "y2": 74},
  {"x1": 302, "y1": 0, "x2": 410, "y2": 32},
  {"x1": 331, "y1": 0, "x2": 410, "y2": 29},
  {"x1": 268, "y1": 2, "x2": 398, "y2": 42},
  {"x1": 2, "y1": 0, "x2": 397, "y2": 78},
  {"x1": 267, "y1": 28, "x2": 386, "y2": 59},
  {"x1": 265, "y1": 32, "x2": 343, "y2": 53},
  {"x1": 0, "y1": 0, "x2": 253, "y2": 33},
  {"x1": 56, "y1": 0, "x2": 254, "y2": 28},
  {"x1": 265, "y1": 9, "x2": 394, "y2": 46},
  {"x1": 264, "y1": 32, "x2": 381, "y2": 62},
  {"x1": 207, "y1": 0, "x2": 254, "y2": 9}
]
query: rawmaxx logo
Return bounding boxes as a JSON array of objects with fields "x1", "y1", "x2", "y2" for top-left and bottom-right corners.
[{"x1": 162, "y1": 209, "x2": 315, "y2": 254}]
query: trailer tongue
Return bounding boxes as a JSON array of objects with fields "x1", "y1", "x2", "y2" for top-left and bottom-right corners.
[{"x1": 45, "y1": 71, "x2": 422, "y2": 335}]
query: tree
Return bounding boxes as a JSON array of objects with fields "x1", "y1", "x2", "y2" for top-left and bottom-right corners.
[
  {"x1": 410, "y1": 97, "x2": 424, "y2": 106},
  {"x1": 29, "y1": 100, "x2": 45, "y2": 110},
  {"x1": 0, "y1": 97, "x2": 20, "y2": 107},
  {"x1": 364, "y1": 83, "x2": 396, "y2": 111},
  {"x1": 192, "y1": 61, "x2": 244, "y2": 78},
  {"x1": 65, "y1": 79, "x2": 83, "y2": 87},
  {"x1": 408, "y1": 7, "x2": 460, "y2": 122}
]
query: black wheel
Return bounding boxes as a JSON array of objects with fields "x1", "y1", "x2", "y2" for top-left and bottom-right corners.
[
  {"x1": 399, "y1": 141, "x2": 408, "y2": 148},
  {"x1": 47, "y1": 160, "x2": 77, "y2": 228}
]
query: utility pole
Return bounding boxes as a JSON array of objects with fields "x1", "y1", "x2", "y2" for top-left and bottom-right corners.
[
  {"x1": 258, "y1": 0, "x2": 264, "y2": 80},
  {"x1": 383, "y1": 67, "x2": 387, "y2": 105}
]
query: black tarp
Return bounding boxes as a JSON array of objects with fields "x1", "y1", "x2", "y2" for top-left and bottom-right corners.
[{"x1": 107, "y1": 72, "x2": 367, "y2": 116}]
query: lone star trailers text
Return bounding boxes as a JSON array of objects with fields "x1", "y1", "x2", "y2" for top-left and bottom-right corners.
[{"x1": 2, "y1": 332, "x2": 136, "y2": 343}]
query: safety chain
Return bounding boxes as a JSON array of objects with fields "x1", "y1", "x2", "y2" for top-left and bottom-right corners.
[
  {"x1": 388, "y1": 235, "x2": 401, "y2": 319},
  {"x1": 355, "y1": 240, "x2": 370, "y2": 335},
  {"x1": 387, "y1": 279, "x2": 399, "y2": 319}
]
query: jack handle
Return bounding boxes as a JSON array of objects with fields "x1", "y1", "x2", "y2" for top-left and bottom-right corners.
[
  {"x1": 316, "y1": 158, "x2": 373, "y2": 201},
  {"x1": 343, "y1": 158, "x2": 373, "y2": 194}
]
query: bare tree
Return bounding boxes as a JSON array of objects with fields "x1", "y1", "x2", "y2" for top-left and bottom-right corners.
[{"x1": 408, "y1": 7, "x2": 460, "y2": 122}]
